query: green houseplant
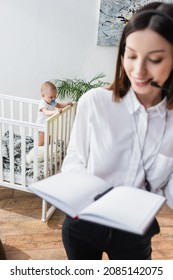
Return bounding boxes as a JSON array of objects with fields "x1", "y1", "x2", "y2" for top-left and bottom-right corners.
[{"x1": 51, "y1": 73, "x2": 108, "y2": 102}]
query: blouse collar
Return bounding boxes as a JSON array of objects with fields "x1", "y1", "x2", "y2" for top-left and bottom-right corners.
[{"x1": 124, "y1": 87, "x2": 167, "y2": 118}]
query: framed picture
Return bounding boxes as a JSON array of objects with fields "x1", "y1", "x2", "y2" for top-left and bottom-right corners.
[{"x1": 97, "y1": 0, "x2": 173, "y2": 46}]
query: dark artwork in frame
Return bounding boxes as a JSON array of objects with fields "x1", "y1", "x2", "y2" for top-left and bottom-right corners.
[{"x1": 97, "y1": 0, "x2": 173, "y2": 46}]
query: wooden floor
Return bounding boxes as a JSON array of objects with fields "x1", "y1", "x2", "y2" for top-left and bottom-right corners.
[{"x1": 0, "y1": 185, "x2": 173, "y2": 260}]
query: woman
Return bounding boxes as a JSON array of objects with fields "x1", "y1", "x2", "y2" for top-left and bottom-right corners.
[{"x1": 62, "y1": 1, "x2": 173, "y2": 260}]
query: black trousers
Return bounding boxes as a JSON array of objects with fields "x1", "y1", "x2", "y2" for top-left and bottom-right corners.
[{"x1": 62, "y1": 216, "x2": 160, "y2": 260}]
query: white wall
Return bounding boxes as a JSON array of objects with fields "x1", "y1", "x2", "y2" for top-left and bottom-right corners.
[{"x1": 0, "y1": 0, "x2": 117, "y2": 99}]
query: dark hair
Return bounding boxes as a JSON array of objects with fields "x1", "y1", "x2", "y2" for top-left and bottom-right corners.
[{"x1": 110, "y1": 1, "x2": 173, "y2": 109}]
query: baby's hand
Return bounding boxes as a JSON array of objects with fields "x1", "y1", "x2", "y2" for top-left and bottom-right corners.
[
  {"x1": 55, "y1": 108, "x2": 62, "y2": 113},
  {"x1": 58, "y1": 108, "x2": 62, "y2": 113},
  {"x1": 67, "y1": 101, "x2": 73, "y2": 106}
]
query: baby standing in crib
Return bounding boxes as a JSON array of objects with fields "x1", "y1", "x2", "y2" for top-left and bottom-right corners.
[{"x1": 36, "y1": 81, "x2": 72, "y2": 146}]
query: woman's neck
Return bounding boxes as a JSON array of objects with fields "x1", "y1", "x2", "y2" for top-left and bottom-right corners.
[{"x1": 135, "y1": 92, "x2": 162, "y2": 109}]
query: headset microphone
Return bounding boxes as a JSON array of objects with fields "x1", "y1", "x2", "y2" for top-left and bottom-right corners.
[{"x1": 150, "y1": 81, "x2": 168, "y2": 92}]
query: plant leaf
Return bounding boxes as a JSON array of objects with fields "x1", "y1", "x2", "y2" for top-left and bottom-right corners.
[{"x1": 51, "y1": 73, "x2": 108, "y2": 102}]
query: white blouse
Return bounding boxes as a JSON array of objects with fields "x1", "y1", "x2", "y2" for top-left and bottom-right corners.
[{"x1": 62, "y1": 87, "x2": 173, "y2": 209}]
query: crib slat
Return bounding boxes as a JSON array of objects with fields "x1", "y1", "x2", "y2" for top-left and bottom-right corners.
[
  {"x1": 66, "y1": 110, "x2": 70, "y2": 147},
  {"x1": 28, "y1": 104, "x2": 33, "y2": 135},
  {"x1": 9, "y1": 124, "x2": 15, "y2": 184},
  {"x1": 70, "y1": 105, "x2": 75, "y2": 134},
  {"x1": 54, "y1": 118, "x2": 58, "y2": 174},
  {"x1": 63, "y1": 111, "x2": 68, "y2": 153},
  {"x1": 44, "y1": 122, "x2": 49, "y2": 178},
  {"x1": 28, "y1": 103, "x2": 33, "y2": 122},
  {"x1": 0, "y1": 99, "x2": 5, "y2": 136},
  {"x1": 0, "y1": 126, "x2": 3, "y2": 181},
  {"x1": 20, "y1": 126, "x2": 26, "y2": 187},
  {"x1": 58, "y1": 114, "x2": 63, "y2": 168},
  {"x1": 10, "y1": 100, "x2": 14, "y2": 119},
  {"x1": 0, "y1": 99, "x2": 5, "y2": 117},
  {"x1": 49, "y1": 120, "x2": 54, "y2": 176},
  {"x1": 19, "y1": 102, "x2": 23, "y2": 121},
  {"x1": 62, "y1": 113, "x2": 65, "y2": 160},
  {"x1": 33, "y1": 130, "x2": 39, "y2": 181}
]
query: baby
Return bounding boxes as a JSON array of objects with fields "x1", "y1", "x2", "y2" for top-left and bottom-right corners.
[{"x1": 36, "y1": 81, "x2": 73, "y2": 146}]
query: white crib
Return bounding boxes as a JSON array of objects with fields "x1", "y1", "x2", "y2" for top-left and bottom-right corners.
[{"x1": 0, "y1": 94, "x2": 77, "y2": 221}]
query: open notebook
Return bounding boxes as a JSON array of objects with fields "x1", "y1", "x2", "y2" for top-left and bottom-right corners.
[{"x1": 29, "y1": 171, "x2": 166, "y2": 235}]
